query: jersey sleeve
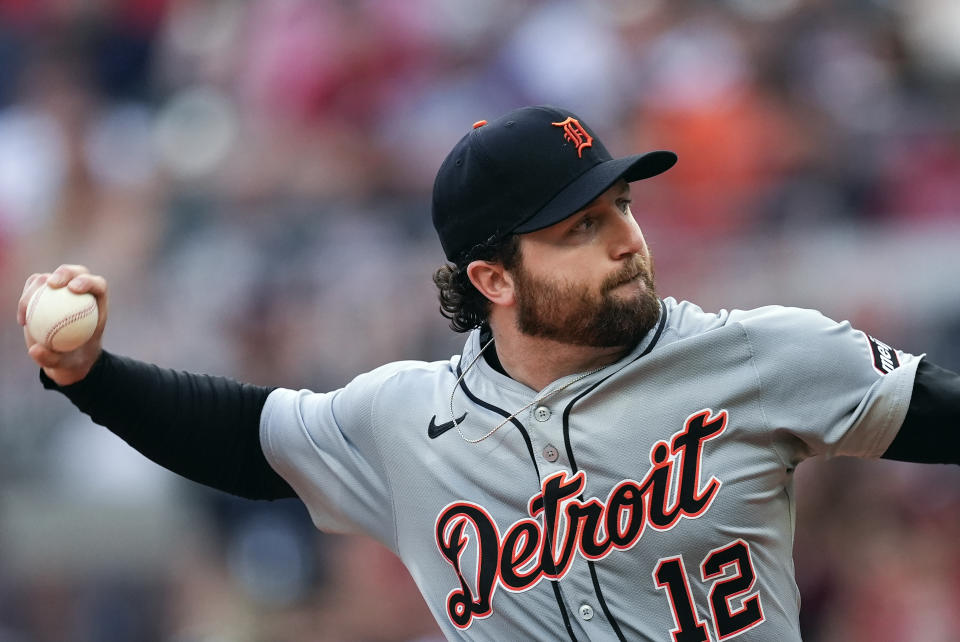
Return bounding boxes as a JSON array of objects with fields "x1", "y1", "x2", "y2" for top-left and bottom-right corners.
[
  {"x1": 731, "y1": 306, "x2": 922, "y2": 464},
  {"x1": 259, "y1": 363, "x2": 412, "y2": 548}
]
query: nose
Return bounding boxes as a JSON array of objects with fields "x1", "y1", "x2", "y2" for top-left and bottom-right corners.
[{"x1": 610, "y1": 211, "x2": 647, "y2": 260}]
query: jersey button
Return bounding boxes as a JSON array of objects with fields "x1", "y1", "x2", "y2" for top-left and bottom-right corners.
[
  {"x1": 578, "y1": 604, "x2": 594, "y2": 621},
  {"x1": 542, "y1": 444, "x2": 559, "y2": 462},
  {"x1": 534, "y1": 406, "x2": 551, "y2": 422}
]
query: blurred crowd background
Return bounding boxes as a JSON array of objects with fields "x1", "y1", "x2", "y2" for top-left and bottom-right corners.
[{"x1": 1, "y1": 0, "x2": 960, "y2": 640}]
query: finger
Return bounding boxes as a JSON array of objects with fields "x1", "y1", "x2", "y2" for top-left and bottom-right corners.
[
  {"x1": 46, "y1": 264, "x2": 90, "y2": 288},
  {"x1": 67, "y1": 273, "x2": 107, "y2": 296},
  {"x1": 17, "y1": 274, "x2": 49, "y2": 326},
  {"x1": 20, "y1": 273, "x2": 45, "y2": 298},
  {"x1": 28, "y1": 343, "x2": 64, "y2": 369},
  {"x1": 23, "y1": 323, "x2": 36, "y2": 348},
  {"x1": 69, "y1": 273, "x2": 109, "y2": 334}
]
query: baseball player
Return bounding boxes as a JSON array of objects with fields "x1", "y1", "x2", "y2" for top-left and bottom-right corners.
[{"x1": 18, "y1": 106, "x2": 960, "y2": 641}]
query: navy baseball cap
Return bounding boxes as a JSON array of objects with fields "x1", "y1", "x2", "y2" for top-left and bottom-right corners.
[{"x1": 431, "y1": 105, "x2": 677, "y2": 261}]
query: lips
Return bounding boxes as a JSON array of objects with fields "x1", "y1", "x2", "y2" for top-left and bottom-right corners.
[
  {"x1": 603, "y1": 256, "x2": 650, "y2": 294},
  {"x1": 607, "y1": 271, "x2": 644, "y2": 293}
]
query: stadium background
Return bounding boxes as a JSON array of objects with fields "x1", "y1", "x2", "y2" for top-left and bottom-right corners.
[{"x1": 1, "y1": 0, "x2": 960, "y2": 640}]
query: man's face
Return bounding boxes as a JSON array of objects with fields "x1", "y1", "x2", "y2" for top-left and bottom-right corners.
[{"x1": 509, "y1": 181, "x2": 660, "y2": 348}]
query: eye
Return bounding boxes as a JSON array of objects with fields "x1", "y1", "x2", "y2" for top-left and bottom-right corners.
[
  {"x1": 616, "y1": 198, "x2": 632, "y2": 214},
  {"x1": 571, "y1": 215, "x2": 595, "y2": 233}
]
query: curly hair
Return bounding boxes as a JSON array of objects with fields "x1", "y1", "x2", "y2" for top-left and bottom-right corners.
[{"x1": 432, "y1": 234, "x2": 522, "y2": 332}]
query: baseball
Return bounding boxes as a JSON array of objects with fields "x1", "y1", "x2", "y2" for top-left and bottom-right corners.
[{"x1": 26, "y1": 283, "x2": 99, "y2": 352}]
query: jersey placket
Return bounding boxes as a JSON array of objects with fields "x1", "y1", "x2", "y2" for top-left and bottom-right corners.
[{"x1": 523, "y1": 395, "x2": 622, "y2": 641}]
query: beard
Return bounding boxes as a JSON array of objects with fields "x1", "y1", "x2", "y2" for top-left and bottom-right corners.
[{"x1": 512, "y1": 253, "x2": 661, "y2": 348}]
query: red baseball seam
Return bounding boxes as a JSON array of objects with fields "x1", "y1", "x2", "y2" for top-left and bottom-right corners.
[{"x1": 45, "y1": 301, "x2": 97, "y2": 349}]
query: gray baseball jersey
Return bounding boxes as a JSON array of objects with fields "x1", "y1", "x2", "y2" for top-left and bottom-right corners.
[{"x1": 260, "y1": 298, "x2": 920, "y2": 641}]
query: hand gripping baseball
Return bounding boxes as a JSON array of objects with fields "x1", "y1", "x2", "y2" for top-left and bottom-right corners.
[{"x1": 18, "y1": 264, "x2": 109, "y2": 387}]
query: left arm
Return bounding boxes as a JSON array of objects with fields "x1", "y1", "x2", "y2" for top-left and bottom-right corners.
[{"x1": 882, "y1": 359, "x2": 960, "y2": 465}]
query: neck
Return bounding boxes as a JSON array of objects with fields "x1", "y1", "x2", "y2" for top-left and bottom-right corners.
[{"x1": 486, "y1": 319, "x2": 633, "y2": 391}]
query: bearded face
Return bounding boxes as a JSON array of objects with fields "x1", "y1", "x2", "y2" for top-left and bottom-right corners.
[{"x1": 511, "y1": 251, "x2": 661, "y2": 348}]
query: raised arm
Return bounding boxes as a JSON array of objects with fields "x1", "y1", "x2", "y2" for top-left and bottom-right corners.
[
  {"x1": 18, "y1": 264, "x2": 109, "y2": 386},
  {"x1": 18, "y1": 265, "x2": 295, "y2": 500}
]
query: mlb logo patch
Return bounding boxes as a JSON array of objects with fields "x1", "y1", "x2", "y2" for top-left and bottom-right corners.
[{"x1": 867, "y1": 335, "x2": 900, "y2": 375}]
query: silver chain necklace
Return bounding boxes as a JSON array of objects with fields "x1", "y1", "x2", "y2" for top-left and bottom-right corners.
[{"x1": 449, "y1": 336, "x2": 610, "y2": 444}]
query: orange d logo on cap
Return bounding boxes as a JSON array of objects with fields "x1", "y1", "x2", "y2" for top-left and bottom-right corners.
[{"x1": 551, "y1": 116, "x2": 593, "y2": 158}]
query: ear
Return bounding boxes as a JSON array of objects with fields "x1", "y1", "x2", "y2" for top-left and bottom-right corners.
[{"x1": 466, "y1": 260, "x2": 516, "y2": 307}]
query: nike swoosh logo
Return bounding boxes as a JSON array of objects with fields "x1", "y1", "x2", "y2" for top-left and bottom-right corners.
[{"x1": 428, "y1": 412, "x2": 468, "y2": 439}]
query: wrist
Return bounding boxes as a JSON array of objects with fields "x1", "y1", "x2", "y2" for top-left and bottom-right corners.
[{"x1": 40, "y1": 349, "x2": 106, "y2": 389}]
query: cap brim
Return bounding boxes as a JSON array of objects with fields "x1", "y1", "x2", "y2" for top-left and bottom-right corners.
[{"x1": 513, "y1": 150, "x2": 677, "y2": 234}]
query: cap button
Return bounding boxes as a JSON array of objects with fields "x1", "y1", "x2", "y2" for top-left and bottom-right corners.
[{"x1": 472, "y1": 120, "x2": 488, "y2": 129}]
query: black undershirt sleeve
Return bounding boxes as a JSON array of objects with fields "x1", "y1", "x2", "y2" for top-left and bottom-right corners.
[
  {"x1": 881, "y1": 358, "x2": 960, "y2": 465},
  {"x1": 40, "y1": 351, "x2": 296, "y2": 500}
]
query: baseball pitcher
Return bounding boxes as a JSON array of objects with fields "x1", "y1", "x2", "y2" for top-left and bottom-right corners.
[{"x1": 19, "y1": 106, "x2": 960, "y2": 641}]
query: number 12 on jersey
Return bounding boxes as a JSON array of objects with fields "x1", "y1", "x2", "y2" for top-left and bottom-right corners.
[{"x1": 653, "y1": 539, "x2": 765, "y2": 641}]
